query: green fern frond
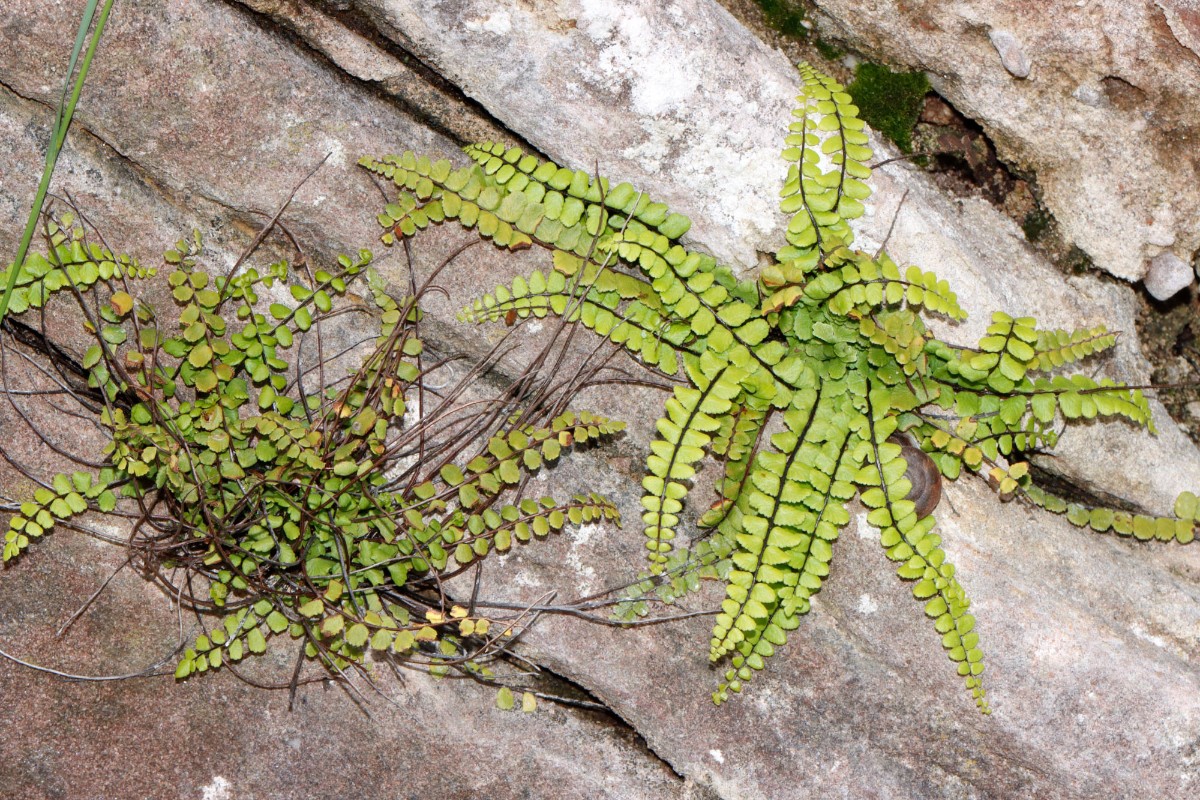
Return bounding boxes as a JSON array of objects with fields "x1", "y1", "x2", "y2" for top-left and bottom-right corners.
[
  {"x1": 644, "y1": 361, "x2": 742, "y2": 569},
  {"x1": 450, "y1": 494, "x2": 620, "y2": 566},
  {"x1": 364, "y1": 60, "x2": 1194, "y2": 716},
  {"x1": 1024, "y1": 485, "x2": 1196, "y2": 545},
  {"x1": 459, "y1": 265, "x2": 693, "y2": 375},
  {"x1": 3, "y1": 472, "x2": 115, "y2": 561},
  {"x1": 777, "y1": 64, "x2": 872, "y2": 265},
  {"x1": 859, "y1": 404, "x2": 989, "y2": 713},
  {"x1": 0, "y1": 213, "x2": 152, "y2": 315},
  {"x1": 710, "y1": 383, "x2": 857, "y2": 701},
  {"x1": 418, "y1": 411, "x2": 627, "y2": 515},
  {"x1": 779, "y1": 248, "x2": 966, "y2": 322},
  {"x1": 1027, "y1": 323, "x2": 1117, "y2": 371},
  {"x1": 464, "y1": 141, "x2": 693, "y2": 240}
]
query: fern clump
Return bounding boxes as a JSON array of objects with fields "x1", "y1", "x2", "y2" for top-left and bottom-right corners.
[
  {"x1": 363, "y1": 63, "x2": 1195, "y2": 713},
  {"x1": 1, "y1": 209, "x2": 622, "y2": 687}
]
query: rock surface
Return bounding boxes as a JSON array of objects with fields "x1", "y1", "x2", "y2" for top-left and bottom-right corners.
[
  {"x1": 349, "y1": 0, "x2": 1200, "y2": 516},
  {"x1": 0, "y1": 1, "x2": 1198, "y2": 798},
  {"x1": 811, "y1": 0, "x2": 1200, "y2": 288},
  {"x1": 988, "y1": 30, "x2": 1031, "y2": 79},
  {"x1": 1145, "y1": 250, "x2": 1194, "y2": 300}
]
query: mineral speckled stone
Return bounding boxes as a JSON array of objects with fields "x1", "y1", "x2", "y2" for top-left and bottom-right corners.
[
  {"x1": 812, "y1": 0, "x2": 1200, "y2": 285},
  {"x1": 988, "y1": 29, "x2": 1031, "y2": 78},
  {"x1": 0, "y1": 1, "x2": 1198, "y2": 798},
  {"x1": 1144, "y1": 250, "x2": 1194, "y2": 300}
]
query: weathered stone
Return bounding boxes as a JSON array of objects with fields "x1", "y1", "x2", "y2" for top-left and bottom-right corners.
[
  {"x1": 1144, "y1": 250, "x2": 1194, "y2": 300},
  {"x1": 229, "y1": 0, "x2": 513, "y2": 145},
  {"x1": 349, "y1": 0, "x2": 799, "y2": 273},
  {"x1": 353, "y1": 0, "x2": 1200, "y2": 514},
  {"x1": 0, "y1": 0, "x2": 443, "y2": 269},
  {"x1": 988, "y1": 30, "x2": 1031, "y2": 79},
  {"x1": 811, "y1": 0, "x2": 1200, "y2": 286},
  {"x1": 0, "y1": 1, "x2": 1198, "y2": 798}
]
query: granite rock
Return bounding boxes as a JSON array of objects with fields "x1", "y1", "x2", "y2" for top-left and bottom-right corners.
[
  {"x1": 0, "y1": 1, "x2": 1198, "y2": 798},
  {"x1": 811, "y1": 0, "x2": 1200, "y2": 286},
  {"x1": 1144, "y1": 249, "x2": 1194, "y2": 300}
]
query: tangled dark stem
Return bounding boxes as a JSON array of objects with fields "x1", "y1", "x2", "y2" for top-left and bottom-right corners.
[{"x1": 0, "y1": 184, "x2": 700, "y2": 713}]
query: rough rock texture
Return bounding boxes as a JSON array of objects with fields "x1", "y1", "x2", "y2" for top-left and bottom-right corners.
[
  {"x1": 348, "y1": 0, "x2": 1200, "y2": 518},
  {"x1": 349, "y1": 0, "x2": 800, "y2": 273},
  {"x1": 1145, "y1": 249, "x2": 1194, "y2": 300},
  {"x1": 811, "y1": 0, "x2": 1200, "y2": 289},
  {"x1": 0, "y1": 1, "x2": 1198, "y2": 798},
  {"x1": 0, "y1": 532, "x2": 690, "y2": 800},
  {"x1": 988, "y1": 30, "x2": 1031, "y2": 79}
]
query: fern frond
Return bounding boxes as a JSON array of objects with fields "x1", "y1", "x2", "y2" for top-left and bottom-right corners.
[
  {"x1": 908, "y1": 374, "x2": 1147, "y2": 483},
  {"x1": 175, "y1": 603, "x2": 271, "y2": 678},
  {"x1": 925, "y1": 320, "x2": 1153, "y2": 434},
  {"x1": 916, "y1": 412, "x2": 1060, "y2": 476},
  {"x1": 1023, "y1": 485, "x2": 1196, "y2": 544},
  {"x1": 361, "y1": 152, "x2": 537, "y2": 251},
  {"x1": 450, "y1": 493, "x2": 620, "y2": 566},
  {"x1": 427, "y1": 411, "x2": 626, "y2": 510},
  {"x1": 0, "y1": 214, "x2": 152, "y2": 315},
  {"x1": 3, "y1": 472, "x2": 114, "y2": 562},
  {"x1": 460, "y1": 266, "x2": 695, "y2": 375},
  {"x1": 464, "y1": 141, "x2": 694, "y2": 240},
  {"x1": 767, "y1": 248, "x2": 966, "y2": 321},
  {"x1": 1027, "y1": 324, "x2": 1117, "y2": 371},
  {"x1": 859, "y1": 399, "x2": 989, "y2": 713},
  {"x1": 858, "y1": 310, "x2": 931, "y2": 379},
  {"x1": 601, "y1": 227, "x2": 781, "y2": 370},
  {"x1": 710, "y1": 384, "x2": 857, "y2": 701},
  {"x1": 776, "y1": 64, "x2": 872, "y2": 268},
  {"x1": 643, "y1": 360, "x2": 743, "y2": 570},
  {"x1": 362, "y1": 141, "x2": 695, "y2": 257},
  {"x1": 762, "y1": 61, "x2": 874, "y2": 312}
]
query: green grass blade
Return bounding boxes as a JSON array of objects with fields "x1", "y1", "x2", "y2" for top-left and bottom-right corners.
[{"x1": 0, "y1": 0, "x2": 115, "y2": 324}]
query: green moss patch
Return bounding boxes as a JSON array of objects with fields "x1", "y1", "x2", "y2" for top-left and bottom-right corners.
[
  {"x1": 847, "y1": 62, "x2": 930, "y2": 153},
  {"x1": 753, "y1": 0, "x2": 808, "y2": 38}
]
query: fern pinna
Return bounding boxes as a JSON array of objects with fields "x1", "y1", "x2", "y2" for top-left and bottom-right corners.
[{"x1": 360, "y1": 63, "x2": 1197, "y2": 713}]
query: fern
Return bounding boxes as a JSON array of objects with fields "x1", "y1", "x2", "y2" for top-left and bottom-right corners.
[
  {"x1": 1, "y1": 209, "x2": 624, "y2": 687},
  {"x1": 363, "y1": 63, "x2": 1196, "y2": 714}
]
